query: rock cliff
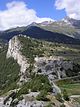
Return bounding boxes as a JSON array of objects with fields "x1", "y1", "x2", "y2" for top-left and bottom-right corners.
[
  {"x1": 34, "y1": 56, "x2": 73, "y2": 79},
  {"x1": 6, "y1": 36, "x2": 30, "y2": 82}
]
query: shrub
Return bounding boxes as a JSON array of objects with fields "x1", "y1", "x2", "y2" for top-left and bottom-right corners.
[
  {"x1": 62, "y1": 89, "x2": 69, "y2": 101},
  {"x1": 16, "y1": 86, "x2": 29, "y2": 98},
  {"x1": 55, "y1": 93, "x2": 63, "y2": 102},
  {"x1": 16, "y1": 74, "x2": 52, "y2": 98},
  {"x1": 29, "y1": 75, "x2": 52, "y2": 92},
  {"x1": 0, "y1": 48, "x2": 20, "y2": 95},
  {"x1": 44, "y1": 103, "x2": 53, "y2": 107},
  {"x1": 36, "y1": 90, "x2": 49, "y2": 101},
  {"x1": 60, "y1": 104, "x2": 65, "y2": 107}
]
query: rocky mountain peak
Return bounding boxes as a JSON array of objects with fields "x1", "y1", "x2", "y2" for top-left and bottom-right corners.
[
  {"x1": 39, "y1": 20, "x2": 54, "y2": 26},
  {"x1": 62, "y1": 17, "x2": 80, "y2": 28}
]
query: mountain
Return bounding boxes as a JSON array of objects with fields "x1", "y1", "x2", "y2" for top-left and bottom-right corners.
[
  {"x1": 0, "y1": 35, "x2": 80, "y2": 107},
  {"x1": 0, "y1": 21, "x2": 80, "y2": 45},
  {"x1": 63, "y1": 17, "x2": 80, "y2": 28},
  {"x1": 0, "y1": 17, "x2": 80, "y2": 107},
  {"x1": 37, "y1": 17, "x2": 80, "y2": 40}
]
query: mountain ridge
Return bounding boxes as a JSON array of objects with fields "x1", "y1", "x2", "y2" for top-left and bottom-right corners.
[
  {"x1": 0, "y1": 25, "x2": 80, "y2": 45},
  {"x1": 0, "y1": 17, "x2": 80, "y2": 45}
]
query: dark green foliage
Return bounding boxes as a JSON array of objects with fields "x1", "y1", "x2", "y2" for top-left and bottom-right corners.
[
  {"x1": 44, "y1": 103, "x2": 53, "y2": 107},
  {"x1": 36, "y1": 90, "x2": 49, "y2": 101},
  {"x1": 16, "y1": 75, "x2": 52, "y2": 98},
  {"x1": 60, "y1": 104, "x2": 65, "y2": 107},
  {"x1": 0, "y1": 46, "x2": 20, "y2": 95},
  {"x1": 62, "y1": 89, "x2": 69, "y2": 101},
  {"x1": 17, "y1": 87, "x2": 28, "y2": 98},
  {"x1": 29, "y1": 75, "x2": 52, "y2": 92},
  {"x1": 16, "y1": 82, "x2": 30, "y2": 99},
  {"x1": 66, "y1": 64, "x2": 80, "y2": 77},
  {"x1": 55, "y1": 93, "x2": 63, "y2": 102},
  {"x1": 18, "y1": 36, "x2": 44, "y2": 63}
]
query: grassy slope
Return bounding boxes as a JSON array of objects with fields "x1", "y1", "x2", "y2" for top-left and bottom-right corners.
[
  {"x1": 57, "y1": 82, "x2": 80, "y2": 96},
  {"x1": 37, "y1": 22, "x2": 80, "y2": 39},
  {"x1": 18, "y1": 36, "x2": 80, "y2": 64},
  {"x1": 56, "y1": 76, "x2": 80, "y2": 95}
]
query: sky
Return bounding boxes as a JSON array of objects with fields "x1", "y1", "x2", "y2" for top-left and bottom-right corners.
[
  {"x1": 0, "y1": 0, "x2": 66, "y2": 20},
  {"x1": 0, "y1": 0, "x2": 80, "y2": 30}
]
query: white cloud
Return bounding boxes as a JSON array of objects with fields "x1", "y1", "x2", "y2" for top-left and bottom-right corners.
[
  {"x1": 55, "y1": 0, "x2": 80, "y2": 20},
  {"x1": 0, "y1": 1, "x2": 54, "y2": 31}
]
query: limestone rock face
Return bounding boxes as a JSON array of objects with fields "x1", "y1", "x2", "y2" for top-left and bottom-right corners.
[
  {"x1": 34, "y1": 56, "x2": 73, "y2": 79},
  {"x1": 34, "y1": 56, "x2": 73, "y2": 94},
  {"x1": 17, "y1": 100, "x2": 48, "y2": 107},
  {"x1": 6, "y1": 36, "x2": 29, "y2": 82}
]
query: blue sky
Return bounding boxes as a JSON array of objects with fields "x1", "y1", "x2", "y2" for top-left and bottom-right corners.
[
  {"x1": 0, "y1": 0, "x2": 79, "y2": 30},
  {"x1": 26, "y1": 0, "x2": 66, "y2": 20},
  {"x1": 0, "y1": 0, "x2": 66, "y2": 20}
]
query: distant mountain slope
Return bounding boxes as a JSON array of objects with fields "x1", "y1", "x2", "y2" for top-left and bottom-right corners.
[
  {"x1": 64, "y1": 17, "x2": 80, "y2": 28},
  {"x1": 37, "y1": 17, "x2": 80, "y2": 40},
  {"x1": 0, "y1": 25, "x2": 80, "y2": 45}
]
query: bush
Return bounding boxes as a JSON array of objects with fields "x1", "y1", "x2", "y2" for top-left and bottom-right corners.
[
  {"x1": 62, "y1": 89, "x2": 69, "y2": 101},
  {"x1": 16, "y1": 86, "x2": 29, "y2": 98},
  {"x1": 29, "y1": 75, "x2": 52, "y2": 92},
  {"x1": 55, "y1": 93, "x2": 63, "y2": 102},
  {"x1": 18, "y1": 87, "x2": 28, "y2": 95},
  {"x1": 16, "y1": 75, "x2": 52, "y2": 98},
  {"x1": 36, "y1": 90, "x2": 49, "y2": 101},
  {"x1": 44, "y1": 103, "x2": 53, "y2": 107},
  {"x1": 60, "y1": 104, "x2": 65, "y2": 107},
  {"x1": 0, "y1": 49, "x2": 20, "y2": 95}
]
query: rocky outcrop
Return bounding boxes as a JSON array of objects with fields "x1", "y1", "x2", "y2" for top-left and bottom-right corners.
[
  {"x1": 34, "y1": 56, "x2": 73, "y2": 94},
  {"x1": 17, "y1": 100, "x2": 48, "y2": 107},
  {"x1": 6, "y1": 36, "x2": 30, "y2": 82},
  {"x1": 34, "y1": 56, "x2": 73, "y2": 79},
  {"x1": 0, "y1": 90, "x2": 17, "y2": 107}
]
